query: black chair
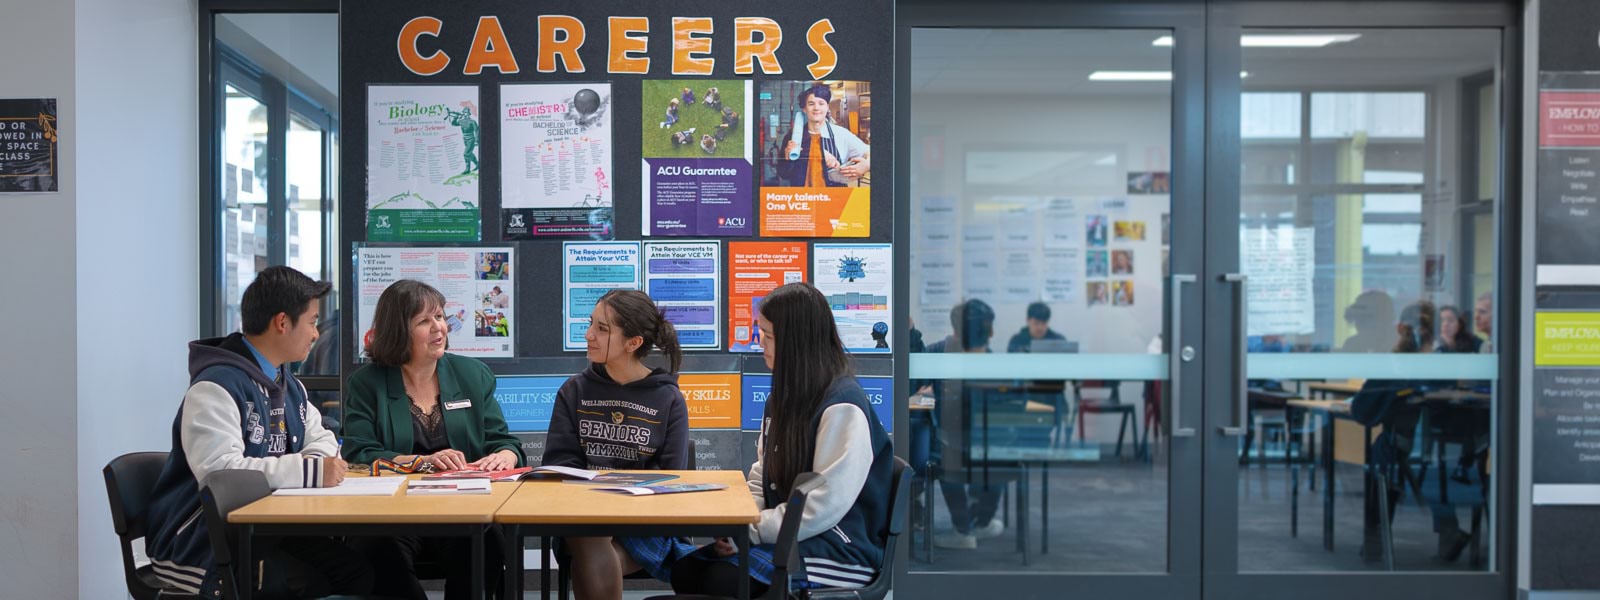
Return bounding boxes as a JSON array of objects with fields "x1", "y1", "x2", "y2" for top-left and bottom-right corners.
[
  {"x1": 198, "y1": 469, "x2": 273, "y2": 599},
  {"x1": 644, "y1": 473, "x2": 825, "y2": 600},
  {"x1": 104, "y1": 451, "x2": 198, "y2": 600},
  {"x1": 1073, "y1": 380, "x2": 1138, "y2": 459},
  {"x1": 646, "y1": 458, "x2": 909, "y2": 600},
  {"x1": 800, "y1": 457, "x2": 910, "y2": 600}
]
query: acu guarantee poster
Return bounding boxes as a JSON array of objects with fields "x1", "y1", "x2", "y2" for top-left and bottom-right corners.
[
  {"x1": 758, "y1": 81, "x2": 871, "y2": 237},
  {"x1": 641, "y1": 80, "x2": 755, "y2": 237}
]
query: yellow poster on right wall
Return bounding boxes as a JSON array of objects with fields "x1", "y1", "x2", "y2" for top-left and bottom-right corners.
[
  {"x1": 757, "y1": 80, "x2": 871, "y2": 237},
  {"x1": 1535, "y1": 312, "x2": 1600, "y2": 367}
]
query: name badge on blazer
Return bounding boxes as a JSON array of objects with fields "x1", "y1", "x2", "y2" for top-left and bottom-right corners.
[{"x1": 444, "y1": 399, "x2": 473, "y2": 411}]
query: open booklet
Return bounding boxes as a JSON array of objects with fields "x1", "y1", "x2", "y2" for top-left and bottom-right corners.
[
  {"x1": 423, "y1": 465, "x2": 679, "y2": 486},
  {"x1": 591, "y1": 483, "x2": 728, "y2": 496}
]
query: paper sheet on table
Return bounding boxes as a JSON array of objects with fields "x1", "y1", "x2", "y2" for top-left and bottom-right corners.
[{"x1": 271, "y1": 476, "x2": 407, "y2": 496}]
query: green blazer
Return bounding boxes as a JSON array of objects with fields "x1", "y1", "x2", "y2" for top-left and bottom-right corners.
[{"x1": 341, "y1": 353, "x2": 525, "y2": 467}]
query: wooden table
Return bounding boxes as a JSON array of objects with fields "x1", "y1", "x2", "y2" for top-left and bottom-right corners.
[
  {"x1": 495, "y1": 470, "x2": 760, "y2": 600},
  {"x1": 1306, "y1": 380, "x2": 1363, "y2": 399},
  {"x1": 229, "y1": 474, "x2": 519, "y2": 600}
]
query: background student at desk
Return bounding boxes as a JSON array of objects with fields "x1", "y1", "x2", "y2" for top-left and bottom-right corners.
[
  {"x1": 146, "y1": 266, "x2": 372, "y2": 599},
  {"x1": 342, "y1": 279, "x2": 525, "y2": 600},
  {"x1": 910, "y1": 298, "x2": 1017, "y2": 551}
]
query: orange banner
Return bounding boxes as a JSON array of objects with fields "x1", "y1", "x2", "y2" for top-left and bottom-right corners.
[
  {"x1": 759, "y1": 186, "x2": 869, "y2": 237},
  {"x1": 678, "y1": 372, "x2": 743, "y2": 429}
]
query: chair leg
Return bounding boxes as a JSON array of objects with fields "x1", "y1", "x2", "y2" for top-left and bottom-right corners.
[
  {"x1": 1291, "y1": 461, "x2": 1300, "y2": 538},
  {"x1": 1469, "y1": 504, "x2": 1485, "y2": 567},
  {"x1": 1114, "y1": 411, "x2": 1128, "y2": 459},
  {"x1": 923, "y1": 462, "x2": 935, "y2": 562},
  {"x1": 1042, "y1": 463, "x2": 1050, "y2": 555},
  {"x1": 1376, "y1": 469, "x2": 1395, "y2": 572}
]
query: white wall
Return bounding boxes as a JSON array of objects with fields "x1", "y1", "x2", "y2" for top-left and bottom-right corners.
[
  {"x1": 0, "y1": 0, "x2": 78, "y2": 596},
  {"x1": 73, "y1": 0, "x2": 199, "y2": 598},
  {"x1": 908, "y1": 94, "x2": 1170, "y2": 441}
]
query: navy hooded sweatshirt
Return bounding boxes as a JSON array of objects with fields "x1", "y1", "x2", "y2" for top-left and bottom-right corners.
[{"x1": 544, "y1": 364, "x2": 690, "y2": 470}]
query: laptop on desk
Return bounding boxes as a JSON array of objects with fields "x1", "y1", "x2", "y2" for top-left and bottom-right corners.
[{"x1": 1029, "y1": 339, "x2": 1079, "y2": 353}]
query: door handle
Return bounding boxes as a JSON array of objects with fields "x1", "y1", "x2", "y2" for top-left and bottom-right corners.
[
  {"x1": 1220, "y1": 273, "x2": 1248, "y2": 436},
  {"x1": 1169, "y1": 274, "x2": 1196, "y2": 437}
]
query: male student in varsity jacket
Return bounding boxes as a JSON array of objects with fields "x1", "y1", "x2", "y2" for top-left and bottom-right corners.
[{"x1": 145, "y1": 266, "x2": 373, "y2": 598}]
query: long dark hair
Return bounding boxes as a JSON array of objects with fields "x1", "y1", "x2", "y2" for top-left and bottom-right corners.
[
  {"x1": 759, "y1": 282, "x2": 852, "y2": 497},
  {"x1": 1438, "y1": 305, "x2": 1477, "y2": 352},
  {"x1": 596, "y1": 289, "x2": 682, "y2": 373}
]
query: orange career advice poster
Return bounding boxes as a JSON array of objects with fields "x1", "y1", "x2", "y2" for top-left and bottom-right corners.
[{"x1": 728, "y1": 241, "x2": 808, "y2": 352}]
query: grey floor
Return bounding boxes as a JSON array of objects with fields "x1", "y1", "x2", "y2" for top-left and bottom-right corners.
[{"x1": 907, "y1": 441, "x2": 1491, "y2": 574}]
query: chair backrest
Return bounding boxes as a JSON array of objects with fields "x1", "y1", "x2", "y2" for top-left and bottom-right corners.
[
  {"x1": 200, "y1": 470, "x2": 271, "y2": 599},
  {"x1": 799, "y1": 459, "x2": 909, "y2": 600},
  {"x1": 104, "y1": 451, "x2": 172, "y2": 600},
  {"x1": 766, "y1": 472, "x2": 823, "y2": 600}
]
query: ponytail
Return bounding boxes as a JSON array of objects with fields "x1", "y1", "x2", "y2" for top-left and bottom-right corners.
[
  {"x1": 597, "y1": 289, "x2": 682, "y2": 373},
  {"x1": 655, "y1": 312, "x2": 683, "y2": 374}
]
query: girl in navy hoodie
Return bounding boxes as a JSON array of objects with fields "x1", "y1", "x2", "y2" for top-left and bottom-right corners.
[
  {"x1": 544, "y1": 289, "x2": 691, "y2": 600},
  {"x1": 672, "y1": 282, "x2": 894, "y2": 596}
]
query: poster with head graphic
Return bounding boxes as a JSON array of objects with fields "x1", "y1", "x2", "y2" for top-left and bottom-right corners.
[
  {"x1": 641, "y1": 80, "x2": 754, "y2": 237},
  {"x1": 758, "y1": 80, "x2": 872, "y2": 237},
  {"x1": 366, "y1": 85, "x2": 481, "y2": 241},
  {"x1": 501, "y1": 83, "x2": 615, "y2": 240}
]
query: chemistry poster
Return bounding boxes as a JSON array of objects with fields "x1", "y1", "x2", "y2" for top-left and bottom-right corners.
[
  {"x1": 758, "y1": 80, "x2": 872, "y2": 237},
  {"x1": 641, "y1": 80, "x2": 755, "y2": 237},
  {"x1": 814, "y1": 243, "x2": 892, "y2": 353},
  {"x1": 563, "y1": 242, "x2": 642, "y2": 351},
  {"x1": 644, "y1": 241, "x2": 722, "y2": 349},
  {"x1": 728, "y1": 242, "x2": 807, "y2": 352},
  {"x1": 366, "y1": 85, "x2": 481, "y2": 241},
  {"x1": 356, "y1": 246, "x2": 515, "y2": 358},
  {"x1": 501, "y1": 83, "x2": 615, "y2": 240}
]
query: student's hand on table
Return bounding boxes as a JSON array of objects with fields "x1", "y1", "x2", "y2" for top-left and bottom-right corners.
[
  {"x1": 469, "y1": 449, "x2": 518, "y2": 471},
  {"x1": 708, "y1": 537, "x2": 738, "y2": 557},
  {"x1": 321, "y1": 457, "x2": 348, "y2": 487},
  {"x1": 426, "y1": 449, "x2": 469, "y2": 471},
  {"x1": 916, "y1": 385, "x2": 934, "y2": 396}
]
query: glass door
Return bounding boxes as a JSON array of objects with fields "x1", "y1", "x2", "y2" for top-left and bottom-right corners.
[
  {"x1": 1202, "y1": 2, "x2": 1518, "y2": 599},
  {"x1": 896, "y1": 3, "x2": 1205, "y2": 598}
]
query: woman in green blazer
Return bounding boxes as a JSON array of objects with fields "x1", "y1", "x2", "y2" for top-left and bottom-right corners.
[{"x1": 343, "y1": 279, "x2": 524, "y2": 600}]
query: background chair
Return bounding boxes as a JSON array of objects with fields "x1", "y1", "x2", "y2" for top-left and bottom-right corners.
[
  {"x1": 1073, "y1": 380, "x2": 1139, "y2": 459},
  {"x1": 104, "y1": 451, "x2": 198, "y2": 600}
]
